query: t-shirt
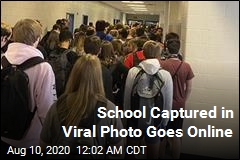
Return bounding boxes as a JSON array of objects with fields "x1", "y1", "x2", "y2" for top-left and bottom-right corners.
[{"x1": 160, "y1": 59, "x2": 194, "y2": 109}]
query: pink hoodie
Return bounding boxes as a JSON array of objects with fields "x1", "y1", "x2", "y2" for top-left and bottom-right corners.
[{"x1": 1, "y1": 43, "x2": 57, "y2": 147}]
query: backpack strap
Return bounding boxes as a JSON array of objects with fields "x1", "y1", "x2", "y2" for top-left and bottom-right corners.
[
  {"x1": 1, "y1": 56, "x2": 43, "y2": 126},
  {"x1": 1, "y1": 56, "x2": 44, "y2": 70},
  {"x1": 154, "y1": 68, "x2": 164, "y2": 90},
  {"x1": 172, "y1": 61, "x2": 183, "y2": 79},
  {"x1": 18, "y1": 57, "x2": 45, "y2": 70},
  {"x1": 131, "y1": 65, "x2": 144, "y2": 91},
  {"x1": 18, "y1": 57, "x2": 44, "y2": 123},
  {"x1": 1, "y1": 56, "x2": 11, "y2": 68}
]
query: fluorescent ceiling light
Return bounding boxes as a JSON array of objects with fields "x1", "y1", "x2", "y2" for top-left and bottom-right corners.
[
  {"x1": 122, "y1": 1, "x2": 144, "y2": 4},
  {"x1": 133, "y1": 9, "x2": 148, "y2": 11},
  {"x1": 130, "y1": 6, "x2": 147, "y2": 8},
  {"x1": 131, "y1": 8, "x2": 148, "y2": 11},
  {"x1": 132, "y1": 8, "x2": 147, "y2": 10},
  {"x1": 130, "y1": 7, "x2": 147, "y2": 9},
  {"x1": 127, "y1": 4, "x2": 146, "y2": 7}
]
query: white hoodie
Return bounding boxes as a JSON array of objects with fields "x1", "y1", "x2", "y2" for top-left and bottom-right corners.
[
  {"x1": 124, "y1": 59, "x2": 173, "y2": 127},
  {"x1": 1, "y1": 43, "x2": 57, "y2": 147}
]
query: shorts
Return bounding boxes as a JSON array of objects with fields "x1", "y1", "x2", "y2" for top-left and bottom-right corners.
[{"x1": 167, "y1": 116, "x2": 184, "y2": 131}]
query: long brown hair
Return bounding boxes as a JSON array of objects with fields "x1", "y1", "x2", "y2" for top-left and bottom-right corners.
[
  {"x1": 99, "y1": 41, "x2": 116, "y2": 67},
  {"x1": 58, "y1": 54, "x2": 106, "y2": 126}
]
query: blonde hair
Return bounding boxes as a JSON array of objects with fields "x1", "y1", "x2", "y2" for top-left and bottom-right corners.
[
  {"x1": 73, "y1": 31, "x2": 86, "y2": 56},
  {"x1": 13, "y1": 19, "x2": 42, "y2": 45},
  {"x1": 59, "y1": 54, "x2": 106, "y2": 126},
  {"x1": 109, "y1": 29, "x2": 119, "y2": 39},
  {"x1": 1, "y1": 21, "x2": 12, "y2": 38},
  {"x1": 143, "y1": 40, "x2": 161, "y2": 59},
  {"x1": 126, "y1": 38, "x2": 138, "y2": 54},
  {"x1": 129, "y1": 28, "x2": 136, "y2": 38},
  {"x1": 111, "y1": 39, "x2": 123, "y2": 57}
]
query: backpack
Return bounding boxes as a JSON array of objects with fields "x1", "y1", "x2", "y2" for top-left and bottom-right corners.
[
  {"x1": 131, "y1": 66, "x2": 164, "y2": 131},
  {"x1": 111, "y1": 62, "x2": 129, "y2": 110},
  {"x1": 1, "y1": 56, "x2": 44, "y2": 140},
  {"x1": 51, "y1": 97, "x2": 108, "y2": 159},
  {"x1": 48, "y1": 49, "x2": 71, "y2": 97}
]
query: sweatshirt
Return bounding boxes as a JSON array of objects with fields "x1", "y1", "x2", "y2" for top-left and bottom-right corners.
[
  {"x1": 123, "y1": 59, "x2": 173, "y2": 127},
  {"x1": 1, "y1": 43, "x2": 57, "y2": 147}
]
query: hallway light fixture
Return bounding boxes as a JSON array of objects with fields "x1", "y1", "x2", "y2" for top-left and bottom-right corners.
[
  {"x1": 132, "y1": 8, "x2": 148, "y2": 11},
  {"x1": 121, "y1": 1, "x2": 144, "y2": 4},
  {"x1": 127, "y1": 4, "x2": 146, "y2": 7},
  {"x1": 134, "y1": 9, "x2": 148, "y2": 12}
]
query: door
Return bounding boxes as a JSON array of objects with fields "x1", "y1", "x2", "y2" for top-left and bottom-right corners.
[
  {"x1": 66, "y1": 13, "x2": 74, "y2": 33},
  {"x1": 83, "y1": 15, "x2": 88, "y2": 25}
]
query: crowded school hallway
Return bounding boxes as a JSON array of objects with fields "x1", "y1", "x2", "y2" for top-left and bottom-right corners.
[{"x1": 1, "y1": 1, "x2": 239, "y2": 159}]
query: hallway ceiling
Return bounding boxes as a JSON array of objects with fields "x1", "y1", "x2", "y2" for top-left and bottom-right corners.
[{"x1": 101, "y1": 1, "x2": 165, "y2": 15}]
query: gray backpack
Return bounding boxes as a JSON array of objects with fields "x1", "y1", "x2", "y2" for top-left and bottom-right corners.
[{"x1": 131, "y1": 66, "x2": 164, "y2": 131}]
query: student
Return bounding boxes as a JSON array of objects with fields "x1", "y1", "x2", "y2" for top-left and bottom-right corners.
[
  {"x1": 99, "y1": 40, "x2": 116, "y2": 69},
  {"x1": 40, "y1": 54, "x2": 125, "y2": 159},
  {"x1": 39, "y1": 23, "x2": 61, "y2": 51},
  {"x1": 159, "y1": 39, "x2": 194, "y2": 159},
  {"x1": 124, "y1": 40, "x2": 173, "y2": 159},
  {"x1": 95, "y1": 20, "x2": 113, "y2": 41},
  {"x1": 123, "y1": 38, "x2": 145, "y2": 69},
  {"x1": 84, "y1": 35, "x2": 114, "y2": 102},
  {"x1": 1, "y1": 21, "x2": 12, "y2": 57},
  {"x1": 161, "y1": 32, "x2": 183, "y2": 60},
  {"x1": 72, "y1": 31, "x2": 86, "y2": 56},
  {"x1": 44, "y1": 24, "x2": 61, "y2": 54},
  {"x1": 118, "y1": 28, "x2": 128, "y2": 44},
  {"x1": 48, "y1": 30, "x2": 78, "y2": 98},
  {"x1": 111, "y1": 39, "x2": 129, "y2": 110},
  {"x1": 1, "y1": 19, "x2": 57, "y2": 158}
]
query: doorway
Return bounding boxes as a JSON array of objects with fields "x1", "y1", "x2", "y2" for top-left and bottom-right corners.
[
  {"x1": 83, "y1": 15, "x2": 88, "y2": 25},
  {"x1": 66, "y1": 13, "x2": 74, "y2": 33}
]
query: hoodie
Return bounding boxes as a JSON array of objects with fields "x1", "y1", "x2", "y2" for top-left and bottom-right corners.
[
  {"x1": 1, "y1": 43, "x2": 57, "y2": 147},
  {"x1": 123, "y1": 59, "x2": 173, "y2": 127}
]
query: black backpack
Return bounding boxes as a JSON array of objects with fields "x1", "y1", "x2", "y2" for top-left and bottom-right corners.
[
  {"x1": 1, "y1": 56, "x2": 44, "y2": 140},
  {"x1": 48, "y1": 49, "x2": 72, "y2": 97},
  {"x1": 131, "y1": 66, "x2": 164, "y2": 131},
  {"x1": 50, "y1": 97, "x2": 108, "y2": 159}
]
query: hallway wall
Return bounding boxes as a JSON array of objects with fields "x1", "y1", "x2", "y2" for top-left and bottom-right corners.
[
  {"x1": 182, "y1": 1, "x2": 239, "y2": 159},
  {"x1": 1, "y1": 1, "x2": 122, "y2": 33}
]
